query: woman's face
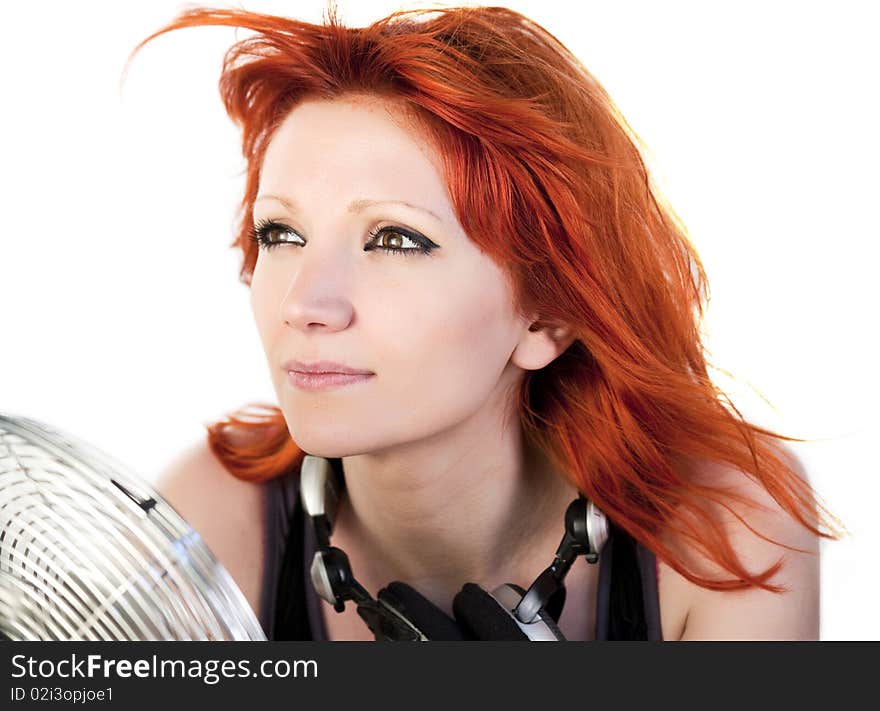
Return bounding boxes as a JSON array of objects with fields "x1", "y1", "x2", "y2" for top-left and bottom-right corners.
[{"x1": 250, "y1": 95, "x2": 531, "y2": 457}]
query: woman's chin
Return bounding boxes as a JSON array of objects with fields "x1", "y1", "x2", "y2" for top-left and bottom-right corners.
[{"x1": 287, "y1": 429, "x2": 368, "y2": 460}]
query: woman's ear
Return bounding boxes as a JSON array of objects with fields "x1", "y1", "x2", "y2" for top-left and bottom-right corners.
[{"x1": 511, "y1": 319, "x2": 577, "y2": 371}]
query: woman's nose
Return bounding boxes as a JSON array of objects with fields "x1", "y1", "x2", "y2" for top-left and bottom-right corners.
[{"x1": 278, "y1": 250, "x2": 356, "y2": 332}]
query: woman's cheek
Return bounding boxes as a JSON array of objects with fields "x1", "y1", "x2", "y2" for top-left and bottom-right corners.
[{"x1": 402, "y1": 293, "x2": 511, "y2": 400}]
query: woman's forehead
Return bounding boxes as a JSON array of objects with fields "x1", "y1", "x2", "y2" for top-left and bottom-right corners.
[{"x1": 259, "y1": 97, "x2": 452, "y2": 209}]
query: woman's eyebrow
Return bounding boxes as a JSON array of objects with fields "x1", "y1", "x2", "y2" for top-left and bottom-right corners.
[{"x1": 254, "y1": 193, "x2": 444, "y2": 223}]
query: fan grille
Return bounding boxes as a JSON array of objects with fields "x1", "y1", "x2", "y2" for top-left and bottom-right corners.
[{"x1": 0, "y1": 414, "x2": 266, "y2": 640}]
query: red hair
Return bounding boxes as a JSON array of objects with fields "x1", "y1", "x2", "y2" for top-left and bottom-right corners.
[{"x1": 128, "y1": 3, "x2": 845, "y2": 593}]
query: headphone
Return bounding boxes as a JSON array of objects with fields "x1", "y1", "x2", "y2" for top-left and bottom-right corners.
[{"x1": 300, "y1": 454, "x2": 610, "y2": 641}]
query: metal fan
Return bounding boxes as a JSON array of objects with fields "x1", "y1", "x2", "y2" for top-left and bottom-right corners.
[{"x1": 0, "y1": 412, "x2": 267, "y2": 640}]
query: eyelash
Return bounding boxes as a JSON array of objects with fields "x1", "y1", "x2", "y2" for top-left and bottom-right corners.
[{"x1": 248, "y1": 218, "x2": 436, "y2": 257}]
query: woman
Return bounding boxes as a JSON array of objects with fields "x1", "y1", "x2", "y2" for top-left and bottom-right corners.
[{"x1": 134, "y1": 4, "x2": 844, "y2": 640}]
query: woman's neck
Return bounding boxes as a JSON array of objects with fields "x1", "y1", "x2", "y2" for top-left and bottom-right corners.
[{"x1": 328, "y1": 420, "x2": 579, "y2": 617}]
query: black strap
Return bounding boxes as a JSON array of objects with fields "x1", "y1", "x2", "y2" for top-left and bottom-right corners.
[
  {"x1": 272, "y1": 475, "x2": 312, "y2": 640},
  {"x1": 606, "y1": 522, "x2": 649, "y2": 640}
]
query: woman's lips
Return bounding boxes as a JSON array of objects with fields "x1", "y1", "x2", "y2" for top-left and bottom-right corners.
[{"x1": 286, "y1": 370, "x2": 375, "y2": 391}]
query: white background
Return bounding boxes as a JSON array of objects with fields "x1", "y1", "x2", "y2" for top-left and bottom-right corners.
[{"x1": 1, "y1": 1, "x2": 876, "y2": 639}]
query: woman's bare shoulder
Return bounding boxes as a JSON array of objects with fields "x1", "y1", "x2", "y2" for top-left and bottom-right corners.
[
  {"x1": 154, "y1": 436, "x2": 268, "y2": 620},
  {"x1": 657, "y1": 443, "x2": 820, "y2": 640}
]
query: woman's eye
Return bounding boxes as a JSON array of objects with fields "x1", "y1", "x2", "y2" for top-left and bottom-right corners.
[
  {"x1": 250, "y1": 219, "x2": 437, "y2": 257},
  {"x1": 367, "y1": 227, "x2": 436, "y2": 257},
  {"x1": 249, "y1": 219, "x2": 302, "y2": 251}
]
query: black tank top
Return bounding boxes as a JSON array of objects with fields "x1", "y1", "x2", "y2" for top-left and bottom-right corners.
[{"x1": 259, "y1": 460, "x2": 663, "y2": 640}]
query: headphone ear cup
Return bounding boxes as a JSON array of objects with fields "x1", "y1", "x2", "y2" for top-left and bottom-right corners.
[
  {"x1": 515, "y1": 583, "x2": 566, "y2": 641},
  {"x1": 487, "y1": 583, "x2": 567, "y2": 641},
  {"x1": 452, "y1": 583, "x2": 530, "y2": 640},
  {"x1": 377, "y1": 582, "x2": 468, "y2": 641}
]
